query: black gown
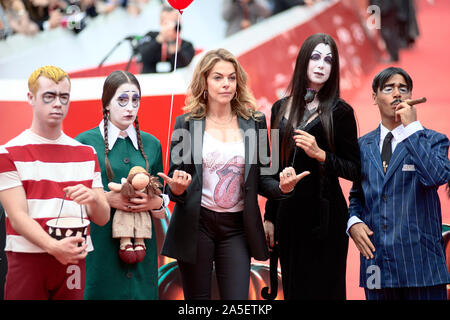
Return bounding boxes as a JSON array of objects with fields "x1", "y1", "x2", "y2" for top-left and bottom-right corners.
[{"x1": 265, "y1": 97, "x2": 360, "y2": 299}]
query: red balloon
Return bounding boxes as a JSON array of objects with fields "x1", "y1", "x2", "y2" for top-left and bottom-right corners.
[{"x1": 167, "y1": 0, "x2": 194, "y2": 13}]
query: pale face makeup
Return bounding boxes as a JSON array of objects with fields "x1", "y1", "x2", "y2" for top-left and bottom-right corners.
[
  {"x1": 28, "y1": 76, "x2": 71, "y2": 132},
  {"x1": 307, "y1": 43, "x2": 333, "y2": 90},
  {"x1": 106, "y1": 83, "x2": 140, "y2": 131}
]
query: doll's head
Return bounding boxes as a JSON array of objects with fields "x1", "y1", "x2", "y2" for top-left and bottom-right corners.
[{"x1": 121, "y1": 166, "x2": 162, "y2": 198}]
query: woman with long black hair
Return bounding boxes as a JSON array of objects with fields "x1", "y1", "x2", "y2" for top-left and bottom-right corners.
[{"x1": 264, "y1": 33, "x2": 361, "y2": 299}]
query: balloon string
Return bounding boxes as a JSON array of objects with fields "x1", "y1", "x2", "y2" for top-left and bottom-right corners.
[{"x1": 164, "y1": 12, "x2": 181, "y2": 172}]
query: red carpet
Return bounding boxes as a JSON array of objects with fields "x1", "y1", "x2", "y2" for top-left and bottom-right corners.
[{"x1": 345, "y1": 0, "x2": 450, "y2": 299}]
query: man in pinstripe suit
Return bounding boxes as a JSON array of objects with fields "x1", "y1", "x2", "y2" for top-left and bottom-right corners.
[{"x1": 348, "y1": 67, "x2": 450, "y2": 300}]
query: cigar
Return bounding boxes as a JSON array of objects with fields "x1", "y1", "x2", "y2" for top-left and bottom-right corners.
[{"x1": 405, "y1": 97, "x2": 427, "y2": 106}]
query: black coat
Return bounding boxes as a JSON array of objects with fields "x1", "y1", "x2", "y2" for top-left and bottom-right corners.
[
  {"x1": 161, "y1": 112, "x2": 289, "y2": 264},
  {"x1": 264, "y1": 98, "x2": 361, "y2": 299}
]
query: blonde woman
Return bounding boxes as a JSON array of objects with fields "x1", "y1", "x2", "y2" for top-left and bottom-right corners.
[{"x1": 159, "y1": 48, "x2": 308, "y2": 300}]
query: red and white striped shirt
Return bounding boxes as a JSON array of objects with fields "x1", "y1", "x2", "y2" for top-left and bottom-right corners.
[{"x1": 0, "y1": 129, "x2": 103, "y2": 253}]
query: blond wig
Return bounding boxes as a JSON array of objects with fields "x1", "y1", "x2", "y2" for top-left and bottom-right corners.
[{"x1": 28, "y1": 66, "x2": 70, "y2": 95}]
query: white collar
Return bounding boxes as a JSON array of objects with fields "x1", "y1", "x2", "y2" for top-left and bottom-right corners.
[
  {"x1": 99, "y1": 120, "x2": 139, "y2": 151},
  {"x1": 379, "y1": 123, "x2": 403, "y2": 142}
]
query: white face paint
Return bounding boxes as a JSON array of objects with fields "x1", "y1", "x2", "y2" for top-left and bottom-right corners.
[
  {"x1": 307, "y1": 43, "x2": 333, "y2": 91},
  {"x1": 106, "y1": 83, "x2": 140, "y2": 130}
]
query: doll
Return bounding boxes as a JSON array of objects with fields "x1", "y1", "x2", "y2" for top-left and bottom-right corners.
[{"x1": 108, "y1": 166, "x2": 162, "y2": 264}]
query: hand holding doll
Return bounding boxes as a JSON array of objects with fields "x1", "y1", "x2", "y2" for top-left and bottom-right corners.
[{"x1": 108, "y1": 166, "x2": 163, "y2": 264}]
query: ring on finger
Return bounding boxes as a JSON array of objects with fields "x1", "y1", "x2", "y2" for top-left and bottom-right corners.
[{"x1": 286, "y1": 172, "x2": 291, "y2": 177}]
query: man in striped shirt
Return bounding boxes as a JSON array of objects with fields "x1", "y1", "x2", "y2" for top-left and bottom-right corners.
[
  {"x1": 0, "y1": 66, "x2": 110, "y2": 299},
  {"x1": 348, "y1": 67, "x2": 450, "y2": 300}
]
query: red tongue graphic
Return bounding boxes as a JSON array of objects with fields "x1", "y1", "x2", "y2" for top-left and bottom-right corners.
[{"x1": 214, "y1": 156, "x2": 244, "y2": 209}]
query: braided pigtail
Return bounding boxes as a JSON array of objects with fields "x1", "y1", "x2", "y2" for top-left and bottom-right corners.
[
  {"x1": 103, "y1": 110, "x2": 114, "y2": 182},
  {"x1": 134, "y1": 116, "x2": 149, "y2": 172}
]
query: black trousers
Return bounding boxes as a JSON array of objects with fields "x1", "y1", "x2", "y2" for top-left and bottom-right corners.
[{"x1": 177, "y1": 207, "x2": 250, "y2": 300}]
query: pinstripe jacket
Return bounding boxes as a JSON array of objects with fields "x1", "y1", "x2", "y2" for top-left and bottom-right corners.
[{"x1": 349, "y1": 125, "x2": 450, "y2": 288}]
